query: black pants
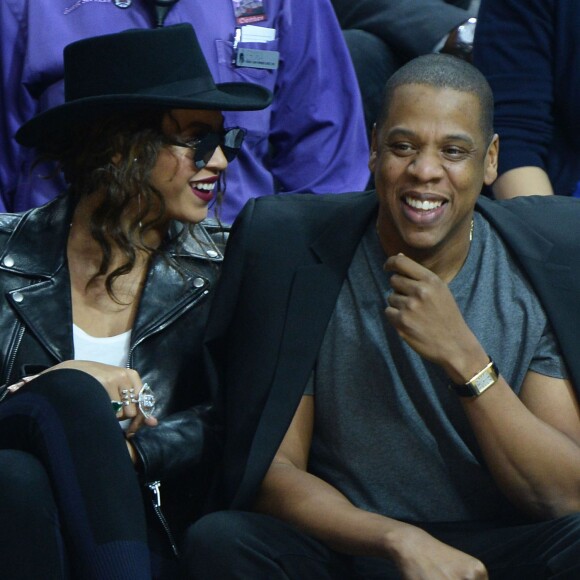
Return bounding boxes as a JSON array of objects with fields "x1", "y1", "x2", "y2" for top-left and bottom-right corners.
[
  {"x1": 183, "y1": 510, "x2": 580, "y2": 579},
  {"x1": 0, "y1": 369, "x2": 151, "y2": 579}
]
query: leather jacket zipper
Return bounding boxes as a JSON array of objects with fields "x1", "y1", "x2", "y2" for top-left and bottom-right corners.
[
  {"x1": 0, "y1": 323, "x2": 25, "y2": 402},
  {"x1": 147, "y1": 481, "x2": 179, "y2": 557},
  {"x1": 129, "y1": 288, "x2": 209, "y2": 557}
]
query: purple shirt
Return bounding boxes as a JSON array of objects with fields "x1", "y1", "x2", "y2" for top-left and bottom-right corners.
[{"x1": 1, "y1": 0, "x2": 369, "y2": 223}]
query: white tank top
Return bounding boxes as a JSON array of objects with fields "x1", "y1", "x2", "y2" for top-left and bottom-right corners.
[
  {"x1": 73, "y1": 324, "x2": 132, "y2": 429},
  {"x1": 72, "y1": 324, "x2": 131, "y2": 367}
]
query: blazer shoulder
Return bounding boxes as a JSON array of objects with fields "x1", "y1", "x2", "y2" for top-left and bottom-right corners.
[
  {"x1": 479, "y1": 195, "x2": 580, "y2": 244},
  {"x1": 246, "y1": 190, "x2": 376, "y2": 236}
]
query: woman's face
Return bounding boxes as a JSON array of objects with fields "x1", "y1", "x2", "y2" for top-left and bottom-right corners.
[{"x1": 149, "y1": 109, "x2": 228, "y2": 225}]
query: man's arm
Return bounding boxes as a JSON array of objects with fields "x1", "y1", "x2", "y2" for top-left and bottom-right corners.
[
  {"x1": 254, "y1": 396, "x2": 488, "y2": 579},
  {"x1": 385, "y1": 254, "x2": 580, "y2": 519},
  {"x1": 491, "y1": 167, "x2": 554, "y2": 199},
  {"x1": 459, "y1": 370, "x2": 580, "y2": 518}
]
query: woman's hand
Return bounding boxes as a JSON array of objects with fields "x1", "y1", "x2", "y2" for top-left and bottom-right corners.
[{"x1": 38, "y1": 360, "x2": 158, "y2": 430}]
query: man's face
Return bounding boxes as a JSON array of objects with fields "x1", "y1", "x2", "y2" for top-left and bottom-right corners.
[{"x1": 370, "y1": 84, "x2": 498, "y2": 259}]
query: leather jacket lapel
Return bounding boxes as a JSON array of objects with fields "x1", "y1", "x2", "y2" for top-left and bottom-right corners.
[
  {"x1": 7, "y1": 270, "x2": 74, "y2": 363},
  {"x1": 132, "y1": 224, "x2": 223, "y2": 346}
]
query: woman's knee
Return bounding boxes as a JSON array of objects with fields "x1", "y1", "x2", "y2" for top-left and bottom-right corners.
[{"x1": 23, "y1": 369, "x2": 111, "y2": 417}]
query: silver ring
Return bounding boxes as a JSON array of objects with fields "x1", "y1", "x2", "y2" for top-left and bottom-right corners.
[{"x1": 138, "y1": 383, "x2": 156, "y2": 419}]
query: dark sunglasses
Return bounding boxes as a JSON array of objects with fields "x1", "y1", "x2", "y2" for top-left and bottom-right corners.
[{"x1": 169, "y1": 127, "x2": 247, "y2": 169}]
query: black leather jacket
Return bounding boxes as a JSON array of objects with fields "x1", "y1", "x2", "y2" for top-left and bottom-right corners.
[{"x1": 0, "y1": 195, "x2": 224, "y2": 548}]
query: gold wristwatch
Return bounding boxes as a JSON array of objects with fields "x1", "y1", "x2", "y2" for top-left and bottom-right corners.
[{"x1": 449, "y1": 357, "x2": 499, "y2": 397}]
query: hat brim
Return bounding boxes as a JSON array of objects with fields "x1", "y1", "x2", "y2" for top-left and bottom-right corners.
[{"x1": 15, "y1": 82, "x2": 272, "y2": 148}]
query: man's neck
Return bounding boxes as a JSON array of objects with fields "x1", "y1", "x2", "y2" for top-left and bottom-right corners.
[{"x1": 376, "y1": 218, "x2": 474, "y2": 284}]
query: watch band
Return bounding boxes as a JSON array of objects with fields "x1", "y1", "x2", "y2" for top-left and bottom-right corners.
[{"x1": 449, "y1": 357, "x2": 499, "y2": 397}]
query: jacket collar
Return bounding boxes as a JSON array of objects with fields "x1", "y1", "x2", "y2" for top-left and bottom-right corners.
[
  {"x1": 0, "y1": 195, "x2": 73, "y2": 278},
  {"x1": 310, "y1": 190, "x2": 378, "y2": 268},
  {"x1": 0, "y1": 195, "x2": 223, "y2": 363},
  {"x1": 476, "y1": 196, "x2": 556, "y2": 263}
]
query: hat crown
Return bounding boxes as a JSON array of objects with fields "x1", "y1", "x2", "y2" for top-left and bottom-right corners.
[
  {"x1": 15, "y1": 23, "x2": 272, "y2": 148},
  {"x1": 64, "y1": 24, "x2": 215, "y2": 102}
]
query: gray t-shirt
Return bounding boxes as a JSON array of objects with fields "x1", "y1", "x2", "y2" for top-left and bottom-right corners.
[{"x1": 306, "y1": 211, "x2": 567, "y2": 523}]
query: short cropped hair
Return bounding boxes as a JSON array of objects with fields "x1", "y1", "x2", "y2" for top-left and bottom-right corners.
[{"x1": 376, "y1": 54, "x2": 494, "y2": 145}]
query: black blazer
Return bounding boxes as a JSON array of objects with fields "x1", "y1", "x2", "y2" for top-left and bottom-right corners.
[{"x1": 204, "y1": 190, "x2": 580, "y2": 510}]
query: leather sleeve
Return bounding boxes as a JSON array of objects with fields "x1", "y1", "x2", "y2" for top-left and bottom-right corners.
[{"x1": 130, "y1": 402, "x2": 221, "y2": 483}]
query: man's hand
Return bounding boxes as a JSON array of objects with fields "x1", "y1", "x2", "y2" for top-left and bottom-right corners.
[
  {"x1": 388, "y1": 524, "x2": 488, "y2": 579},
  {"x1": 383, "y1": 254, "x2": 479, "y2": 371}
]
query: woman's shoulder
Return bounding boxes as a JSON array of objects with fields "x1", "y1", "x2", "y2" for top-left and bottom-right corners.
[
  {"x1": 0, "y1": 212, "x2": 24, "y2": 245},
  {"x1": 0, "y1": 212, "x2": 23, "y2": 232}
]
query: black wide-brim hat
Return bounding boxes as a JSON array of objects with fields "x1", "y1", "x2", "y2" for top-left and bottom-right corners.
[{"x1": 16, "y1": 23, "x2": 273, "y2": 148}]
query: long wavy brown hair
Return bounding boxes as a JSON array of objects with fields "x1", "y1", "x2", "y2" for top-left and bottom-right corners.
[{"x1": 39, "y1": 108, "x2": 223, "y2": 302}]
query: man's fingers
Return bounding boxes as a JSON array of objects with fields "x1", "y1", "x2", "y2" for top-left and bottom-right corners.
[{"x1": 384, "y1": 253, "x2": 428, "y2": 280}]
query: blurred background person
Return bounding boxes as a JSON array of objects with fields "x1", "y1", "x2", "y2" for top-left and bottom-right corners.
[
  {"x1": 474, "y1": 0, "x2": 580, "y2": 199},
  {"x1": 331, "y1": 0, "x2": 479, "y2": 136}
]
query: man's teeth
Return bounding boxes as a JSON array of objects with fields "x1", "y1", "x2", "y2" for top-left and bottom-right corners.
[
  {"x1": 405, "y1": 197, "x2": 443, "y2": 211},
  {"x1": 193, "y1": 182, "x2": 216, "y2": 191}
]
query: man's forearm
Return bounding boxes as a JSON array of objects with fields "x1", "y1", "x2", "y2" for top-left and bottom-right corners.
[
  {"x1": 457, "y1": 373, "x2": 580, "y2": 518},
  {"x1": 254, "y1": 460, "x2": 487, "y2": 578},
  {"x1": 254, "y1": 460, "x2": 398, "y2": 558}
]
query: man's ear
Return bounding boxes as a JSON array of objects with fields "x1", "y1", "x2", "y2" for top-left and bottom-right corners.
[
  {"x1": 483, "y1": 134, "x2": 499, "y2": 186},
  {"x1": 369, "y1": 124, "x2": 378, "y2": 173}
]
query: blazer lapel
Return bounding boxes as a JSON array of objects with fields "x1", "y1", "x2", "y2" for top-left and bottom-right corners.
[{"x1": 233, "y1": 191, "x2": 378, "y2": 507}]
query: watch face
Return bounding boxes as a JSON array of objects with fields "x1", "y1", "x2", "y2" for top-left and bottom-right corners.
[
  {"x1": 449, "y1": 359, "x2": 499, "y2": 397},
  {"x1": 470, "y1": 366, "x2": 498, "y2": 395}
]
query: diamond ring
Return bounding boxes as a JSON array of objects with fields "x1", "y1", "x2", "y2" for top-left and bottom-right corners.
[{"x1": 138, "y1": 383, "x2": 156, "y2": 419}]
